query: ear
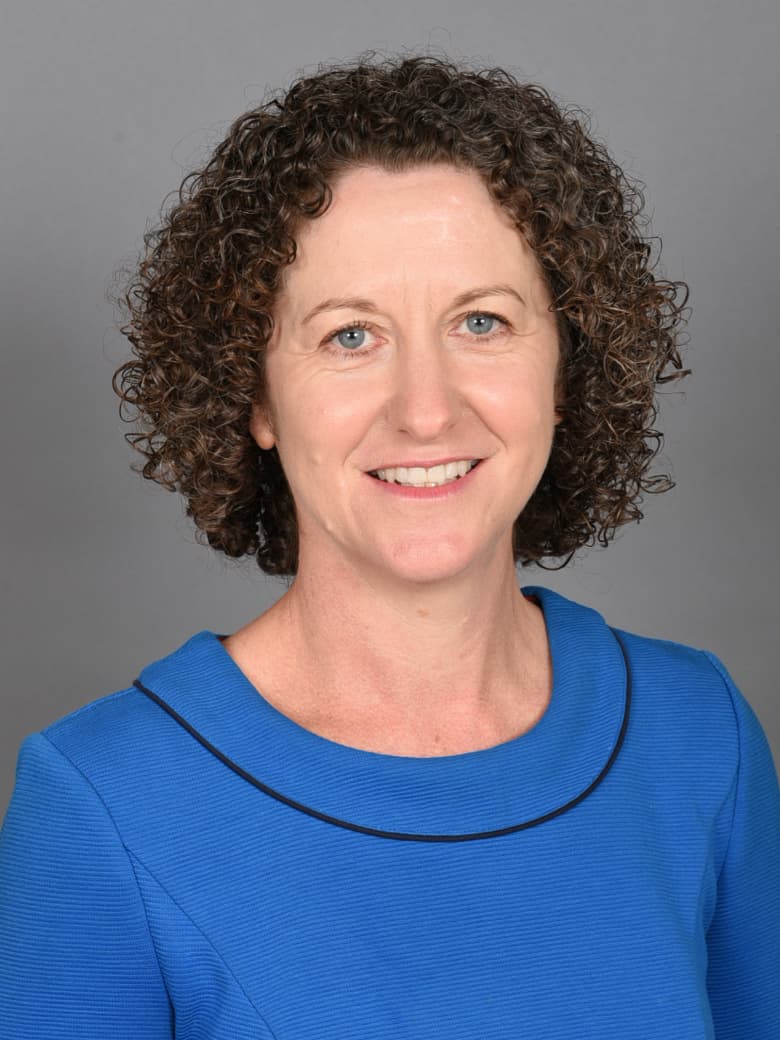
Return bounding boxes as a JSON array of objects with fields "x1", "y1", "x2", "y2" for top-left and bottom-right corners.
[{"x1": 249, "y1": 401, "x2": 277, "y2": 451}]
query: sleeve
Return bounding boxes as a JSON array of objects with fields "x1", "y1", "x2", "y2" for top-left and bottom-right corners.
[
  {"x1": 701, "y1": 651, "x2": 780, "y2": 1040},
  {"x1": 0, "y1": 732, "x2": 173, "y2": 1039}
]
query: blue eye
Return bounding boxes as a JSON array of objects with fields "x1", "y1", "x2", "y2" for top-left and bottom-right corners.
[
  {"x1": 321, "y1": 320, "x2": 377, "y2": 359},
  {"x1": 466, "y1": 313, "x2": 500, "y2": 335},
  {"x1": 335, "y1": 326, "x2": 369, "y2": 349}
]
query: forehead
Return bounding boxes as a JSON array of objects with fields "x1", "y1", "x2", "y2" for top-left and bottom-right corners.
[
  {"x1": 325, "y1": 162, "x2": 511, "y2": 226},
  {"x1": 278, "y1": 163, "x2": 543, "y2": 304}
]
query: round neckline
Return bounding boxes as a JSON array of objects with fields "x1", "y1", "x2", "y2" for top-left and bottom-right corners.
[{"x1": 136, "y1": 585, "x2": 629, "y2": 839}]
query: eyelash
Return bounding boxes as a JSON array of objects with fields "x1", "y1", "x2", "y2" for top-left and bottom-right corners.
[{"x1": 322, "y1": 311, "x2": 511, "y2": 359}]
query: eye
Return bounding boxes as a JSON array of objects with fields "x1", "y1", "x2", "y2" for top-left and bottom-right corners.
[
  {"x1": 323, "y1": 320, "x2": 377, "y2": 356},
  {"x1": 458, "y1": 311, "x2": 510, "y2": 338}
]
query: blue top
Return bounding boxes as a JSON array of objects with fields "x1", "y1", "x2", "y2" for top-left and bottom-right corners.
[{"x1": 1, "y1": 585, "x2": 779, "y2": 1038}]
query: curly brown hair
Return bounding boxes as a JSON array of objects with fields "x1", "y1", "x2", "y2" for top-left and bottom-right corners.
[{"x1": 114, "y1": 51, "x2": 690, "y2": 576}]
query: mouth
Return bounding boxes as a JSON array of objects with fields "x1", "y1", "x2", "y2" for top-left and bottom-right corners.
[{"x1": 367, "y1": 459, "x2": 481, "y2": 488}]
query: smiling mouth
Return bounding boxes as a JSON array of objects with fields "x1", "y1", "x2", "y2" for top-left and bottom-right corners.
[{"x1": 368, "y1": 459, "x2": 480, "y2": 488}]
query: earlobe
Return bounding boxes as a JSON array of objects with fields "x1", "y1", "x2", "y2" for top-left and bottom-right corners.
[{"x1": 250, "y1": 403, "x2": 277, "y2": 451}]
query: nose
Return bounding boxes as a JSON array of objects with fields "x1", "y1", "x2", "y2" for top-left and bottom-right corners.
[{"x1": 385, "y1": 336, "x2": 463, "y2": 442}]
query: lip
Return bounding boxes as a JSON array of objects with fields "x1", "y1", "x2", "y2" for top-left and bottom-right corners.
[{"x1": 364, "y1": 458, "x2": 483, "y2": 499}]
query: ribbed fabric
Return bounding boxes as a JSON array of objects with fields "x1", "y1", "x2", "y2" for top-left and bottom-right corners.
[{"x1": 1, "y1": 585, "x2": 778, "y2": 1038}]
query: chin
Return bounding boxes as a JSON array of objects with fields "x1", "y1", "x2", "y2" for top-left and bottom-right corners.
[{"x1": 375, "y1": 535, "x2": 493, "y2": 585}]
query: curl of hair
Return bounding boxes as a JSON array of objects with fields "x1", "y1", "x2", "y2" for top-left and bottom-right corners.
[{"x1": 114, "y1": 51, "x2": 690, "y2": 575}]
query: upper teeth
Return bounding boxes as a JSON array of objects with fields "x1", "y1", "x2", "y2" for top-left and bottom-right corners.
[{"x1": 373, "y1": 459, "x2": 478, "y2": 487}]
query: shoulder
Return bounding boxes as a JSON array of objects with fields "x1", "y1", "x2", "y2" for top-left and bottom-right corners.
[
  {"x1": 613, "y1": 622, "x2": 750, "y2": 722},
  {"x1": 37, "y1": 682, "x2": 162, "y2": 778},
  {"x1": 533, "y1": 584, "x2": 750, "y2": 741},
  {"x1": 5, "y1": 633, "x2": 227, "y2": 869},
  {"x1": 528, "y1": 584, "x2": 762, "y2": 765},
  {"x1": 11, "y1": 682, "x2": 181, "y2": 836},
  {"x1": 16, "y1": 633, "x2": 217, "y2": 816},
  {"x1": 610, "y1": 623, "x2": 772, "y2": 790}
]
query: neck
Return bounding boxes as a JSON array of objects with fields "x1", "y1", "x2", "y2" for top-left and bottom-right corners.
[{"x1": 240, "y1": 540, "x2": 548, "y2": 745}]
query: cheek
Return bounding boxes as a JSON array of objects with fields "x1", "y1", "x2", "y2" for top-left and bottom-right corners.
[
  {"x1": 273, "y1": 374, "x2": 376, "y2": 475},
  {"x1": 475, "y1": 360, "x2": 557, "y2": 434},
  {"x1": 313, "y1": 380, "x2": 376, "y2": 430}
]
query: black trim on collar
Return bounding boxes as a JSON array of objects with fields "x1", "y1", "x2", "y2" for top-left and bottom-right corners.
[{"x1": 133, "y1": 627, "x2": 631, "y2": 843}]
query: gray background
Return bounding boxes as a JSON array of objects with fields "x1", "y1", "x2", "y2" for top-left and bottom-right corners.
[{"x1": 2, "y1": 0, "x2": 778, "y2": 816}]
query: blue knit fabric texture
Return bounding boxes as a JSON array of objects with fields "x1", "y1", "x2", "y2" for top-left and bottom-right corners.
[{"x1": 1, "y1": 585, "x2": 779, "y2": 1038}]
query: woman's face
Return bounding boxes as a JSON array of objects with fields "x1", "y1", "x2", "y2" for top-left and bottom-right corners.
[{"x1": 251, "y1": 163, "x2": 562, "y2": 584}]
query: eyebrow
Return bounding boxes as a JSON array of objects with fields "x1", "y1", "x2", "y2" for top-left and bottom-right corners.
[{"x1": 300, "y1": 283, "x2": 526, "y2": 326}]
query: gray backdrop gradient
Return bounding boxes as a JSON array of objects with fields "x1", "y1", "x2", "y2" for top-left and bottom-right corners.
[{"x1": 2, "y1": 0, "x2": 779, "y2": 815}]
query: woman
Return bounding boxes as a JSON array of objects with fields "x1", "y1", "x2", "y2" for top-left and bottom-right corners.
[{"x1": 1, "y1": 54, "x2": 778, "y2": 1038}]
